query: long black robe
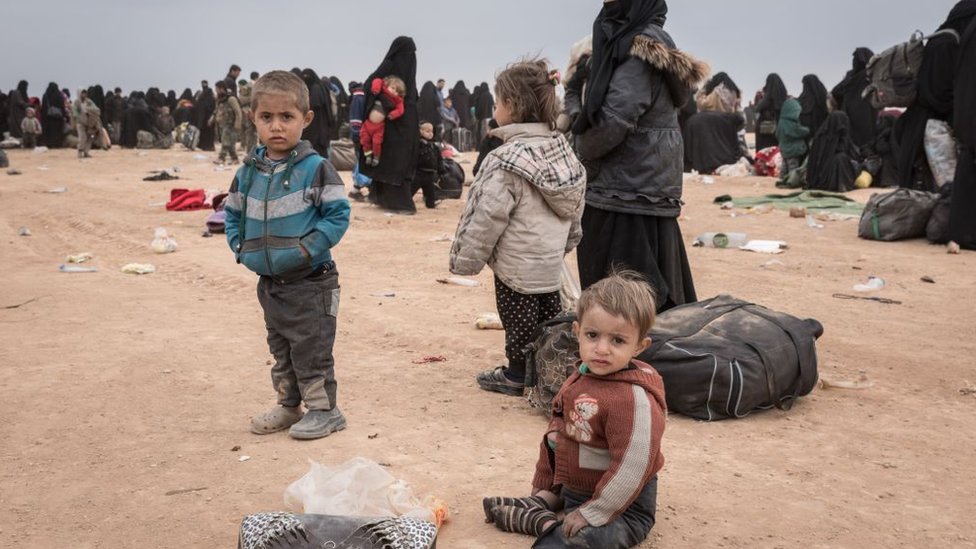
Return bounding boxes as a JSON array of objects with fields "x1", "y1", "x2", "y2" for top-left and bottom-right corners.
[
  {"x1": 831, "y1": 48, "x2": 878, "y2": 150},
  {"x1": 949, "y1": 9, "x2": 976, "y2": 248},
  {"x1": 418, "y1": 81, "x2": 442, "y2": 139},
  {"x1": 301, "y1": 69, "x2": 333, "y2": 157},
  {"x1": 122, "y1": 94, "x2": 153, "y2": 148},
  {"x1": 448, "y1": 81, "x2": 471, "y2": 129},
  {"x1": 7, "y1": 81, "x2": 28, "y2": 138},
  {"x1": 194, "y1": 87, "x2": 216, "y2": 151},
  {"x1": 805, "y1": 112, "x2": 858, "y2": 192},
  {"x1": 683, "y1": 111, "x2": 745, "y2": 174},
  {"x1": 754, "y1": 73, "x2": 787, "y2": 150},
  {"x1": 88, "y1": 85, "x2": 105, "y2": 113},
  {"x1": 0, "y1": 92, "x2": 7, "y2": 136},
  {"x1": 865, "y1": 113, "x2": 901, "y2": 188},
  {"x1": 895, "y1": 1, "x2": 976, "y2": 189},
  {"x1": 330, "y1": 76, "x2": 350, "y2": 127},
  {"x1": 360, "y1": 36, "x2": 420, "y2": 213},
  {"x1": 40, "y1": 83, "x2": 66, "y2": 148},
  {"x1": 798, "y1": 74, "x2": 828, "y2": 137}
]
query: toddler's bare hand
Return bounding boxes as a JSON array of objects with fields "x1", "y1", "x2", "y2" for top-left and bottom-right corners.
[{"x1": 562, "y1": 509, "x2": 588, "y2": 538}]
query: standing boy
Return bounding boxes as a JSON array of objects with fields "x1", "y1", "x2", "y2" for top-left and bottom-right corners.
[
  {"x1": 223, "y1": 70, "x2": 351, "y2": 440},
  {"x1": 20, "y1": 107, "x2": 41, "y2": 149}
]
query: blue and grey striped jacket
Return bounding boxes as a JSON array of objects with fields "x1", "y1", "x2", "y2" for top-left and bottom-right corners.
[{"x1": 224, "y1": 141, "x2": 350, "y2": 283}]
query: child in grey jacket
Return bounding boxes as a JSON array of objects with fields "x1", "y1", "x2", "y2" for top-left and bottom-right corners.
[{"x1": 450, "y1": 59, "x2": 586, "y2": 396}]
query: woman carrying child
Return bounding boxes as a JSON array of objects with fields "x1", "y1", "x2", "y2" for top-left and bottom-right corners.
[{"x1": 450, "y1": 60, "x2": 586, "y2": 397}]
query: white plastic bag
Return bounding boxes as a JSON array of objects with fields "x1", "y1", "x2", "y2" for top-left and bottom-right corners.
[
  {"x1": 924, "y1": 119, "x2": 958, "y2": 188},
  {"x1": 283, "y1": 458, "x2": 439, "y2": 523},
  {"x1": 151, "y1": 228, "x2": 178, "y2": 254}
]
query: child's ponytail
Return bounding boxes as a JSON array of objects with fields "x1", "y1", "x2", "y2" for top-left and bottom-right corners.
[{"x1": 494, "y1": 58, "x2": 561, "y2": 130}]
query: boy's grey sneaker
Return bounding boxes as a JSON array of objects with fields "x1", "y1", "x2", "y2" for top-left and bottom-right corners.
[{"x1": 289, "y1": 408, "x2": 347, "y2": 440}]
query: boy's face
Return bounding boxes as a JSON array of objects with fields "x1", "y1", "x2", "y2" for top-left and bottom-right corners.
[
  {"x1": 573, "y1": 305, "x2": 651, "y2": 377},
  {"x1": 443, "y1": 98, "x2": 453, "y2": 109},
  {"x1": 420, "y1": 124, "x2": 434, "y2": 140},
  {"x1": 252, "y1": 92, "x2": 313, "y2": 161}
]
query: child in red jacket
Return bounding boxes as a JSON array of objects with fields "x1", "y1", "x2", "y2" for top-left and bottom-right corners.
[
  {"x1": 483, "y1": 271, "x2": 666, "y2": 548},
  {"x1": 360, "y1": 76, "x2": 405, "y2": 166}
]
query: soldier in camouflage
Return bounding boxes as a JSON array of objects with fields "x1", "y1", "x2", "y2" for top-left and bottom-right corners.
[{"x1": 214, "y1": 80, "x2": 242, "y2": 164}]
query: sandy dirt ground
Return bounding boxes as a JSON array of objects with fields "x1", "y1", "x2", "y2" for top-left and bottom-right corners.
[{"x1": 0, "y1": 145, "x2": 974, "y2": 549}]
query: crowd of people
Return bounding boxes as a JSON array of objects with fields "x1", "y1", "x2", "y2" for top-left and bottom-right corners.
[{"x1": 4, "y1": 1, "x2": 976, "y2": 547}]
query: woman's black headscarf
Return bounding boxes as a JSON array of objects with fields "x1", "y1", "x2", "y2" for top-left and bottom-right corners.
[
  {"x1": 474, "y1": 82, "x2": 494, "y2": 120},
  {"x1": 703, "y1": 72, "x2": 740, "y2": 97},
  {"x1": 88, "y1": 85, "x2": 105, "y2": 111},
  {"x1": 574, "y1": 0, "x2": 668, "y2": 134},
  {"x1": 798, "y1": 74, "x2": 828, "y2": 134},
  {"x1": 419, "y1": 81, "x2": 441, "y2": 125},
  {"x1": 941, "y1": 0, "x2": 976, "y2": 33},
  {"x1": 760, "y1": 73, "x2": 787, "y2": 113},
  {"x1": 449, "y1": 81, "x2": 471, "y2": 127},
  {"x1": 832, "y1": 48, "x2": 874, "y2": 100},
  {"x1": 806, "y1": 111, "x2": 858, "y2": 192},
  {"x1": 179, "y1": 88, "x2": 193, "y2": 102}
]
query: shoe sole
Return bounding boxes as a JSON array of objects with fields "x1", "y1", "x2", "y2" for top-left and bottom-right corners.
[
  {"x1": 477, "y1": 379, "x2": 525, "y2": 396},
  {"x1": 288, "y1": 418, "x2": 348, "y2": 440},
  {"x1": 250, "y1": 416, "x2": 303, "y2": 435}
]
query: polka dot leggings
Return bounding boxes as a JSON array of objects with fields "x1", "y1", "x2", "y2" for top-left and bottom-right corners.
[{"x1": 494, "y1": 276, "x2": 562, "y2": 383}]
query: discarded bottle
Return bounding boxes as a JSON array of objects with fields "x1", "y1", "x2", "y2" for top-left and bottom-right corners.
[
  {"x1": 693, "y1": 232, "x2": 748, "y2": 248},
  {"x1": 151, "y1": 228, "x2": 178, "y2": 254}
]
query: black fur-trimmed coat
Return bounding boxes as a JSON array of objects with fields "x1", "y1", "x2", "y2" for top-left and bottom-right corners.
[{"x1": 565, "y1": 25, "x2": 708, "y2": 217}]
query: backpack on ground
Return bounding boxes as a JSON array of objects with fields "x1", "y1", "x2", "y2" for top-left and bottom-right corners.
[
  {"x1": 858, "y1": 187, "x2": 939, "y2": 241},
  {"x1": 862, "y1": 30, "x2": 960, "y2": 109},
  {"x1": 328, "y1": 138, "x2": 356, "y2": 171},
  {"x1": 524, "y1": 295, "x2": 824, "y2": 420},
  {"x1": 436, "y1": 157, "x2": 465, "y2": 199},
  {"x1": 181, "y1": 124, "x2": 200, "y2": 151}
]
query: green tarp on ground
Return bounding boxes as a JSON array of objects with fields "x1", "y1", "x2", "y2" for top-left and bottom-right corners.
[{"x1": 713, "y1": 191, "x2": 865, "y2": 216}]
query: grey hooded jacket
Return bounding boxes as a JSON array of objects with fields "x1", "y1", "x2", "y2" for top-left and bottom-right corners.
[{"x1": 450, "y1": 123, "x2": 586, "y2": 294}]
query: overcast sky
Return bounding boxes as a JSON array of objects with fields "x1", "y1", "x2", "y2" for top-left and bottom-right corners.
[{"x1": 1, "y1": 0, "x2": 959, "y2": 101}]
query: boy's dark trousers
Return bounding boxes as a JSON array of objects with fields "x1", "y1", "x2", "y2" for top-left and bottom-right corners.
[
  {"x1": 533, "y1": 477, "x2": 658, "y2": 548},
  {"x1": 257, "y1": 265, "x2": 340, "y2": 411},
  {"x1": 411, "y1": 169, "x2": 439, "y2": 208},
  {"x1": 22, "y1": 133, "x2": 37, "y2": 148}
]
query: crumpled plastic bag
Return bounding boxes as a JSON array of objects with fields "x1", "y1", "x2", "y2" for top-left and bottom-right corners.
[
  {"x1": 715, "y1": 157, "x2": 753, "y2": 178},
  {"x1": 925, "y1": 119, "x2": 958, "y2": 188},
  {"x1": 283, "y1": 458, "x2": 447, "y2": 526},
  {"x1": 151, "y1": 228, "x2": 178, "y2": 253}
]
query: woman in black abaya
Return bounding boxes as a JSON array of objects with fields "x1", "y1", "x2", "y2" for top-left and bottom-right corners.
[
  {"x1": 448, "y1": 81, "x2": 471, "y2": 131},
  {"x1": 831, "y1": 48, "x2": 878, "y2": 149},
  {"x1": 754, "y1": 73, "x2": 787, "y2": 151},
  {"x1": 798, "y1": 74, "x2": 828, "y2": 137},
  {"x1": 571, "y1": 0, "x2": 706, "y2": 313},
  {"x1": 805, "y1": 111, "x2": 859, "y2": 193},
  {"x1": 949, "y1": 4, "x2": 976, "y2": 249},
  {"x1": 194, "y1": 85, "x2": 216, "y2": 151},
  {"x1": 894, "y1": 1, "x2": 976, "y2": 189},
  {"x1": 7, "y1": 80, "x2": 29, "y2": 138},
  {"x1": 40, "y1": 83, "x2": 66, "y2": 148},
  {"x1": 301, "y1": 68, "x2": 334, "y2": 157},
  {"x1": 418, "y1": 81, "x2": 442, "y2": 139},
  {"x1": 360, "y1": 36, "x2": 420, "y2": 214}
]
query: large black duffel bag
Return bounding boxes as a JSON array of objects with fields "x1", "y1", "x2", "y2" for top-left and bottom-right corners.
[
  {"x1": 524, "y1": 295, "x2": 823, "y2": 420},
  {"x1": 641, "y1": 295, "x2": 822, "y2": 420}
]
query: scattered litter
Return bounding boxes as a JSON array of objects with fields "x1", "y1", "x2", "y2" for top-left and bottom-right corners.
[
  {"x1": 746, "y1": 204, "x2": 774, "y2": 215},
  {"x1": 368, "y1": 433, "x2": 379, "y2": 439},
  {"x1": 853, "y1": 276, "x2": 885, "y2": 292},
  {"x1": 820, "y1": 372, "x2": 874, "y2": 390},
  {"x1": 137, "y1": 151, "x2": 149, "y2": 157},
  {"x1": 239, "y1": 455, "x2": 251, "y2": 462},
  {"x1": 761, "y1": 259, "x2": 785, "y2": 269},
  {"x1": 17, "y1": 226, "x2": 31, "y2": 236},
  {"x1": 429, "y1": 234, "x2": 453, "y2": 242},
  {"x1": 66, "y1": 252, "x2": 94, "y2": 263},
  {"x1": 32, "y1": 146, "x2": 49, "y2": 154},
  {"x1": 192, "y1": 153, "x2": 209, "y2": 160},
  {"x1": 693, "y1": 232, "x2": 747, "y2": 248},
  {"x1": 143, "y1": 170, "x2": 180, "y2": 181},
  {"x1": 789, "y1": 207, "x2": 807, "y2": 218},
  {"x1": 436, "y1": 277, "x2": 479, "y2": 287},
  {"x1": 719, "y1": 201, "x2": 734, "y2": 210},
  {"x1": 37, "y1": 166, "x2": 49, "y2": 171},
  {"x1": 412, "y1": 355, "x2": 448, "y2": 364},
  {"x1": 370, "y1": 291, "x2": 396, "y2": 298},
  {"x1": 739, "y1": 240, "x2": 788, "y2": 254},
  {"x1": 947, "y1": 241, "x2": 961, "y2": 254},
  {"x1": 920, "y1": 276, "x2": 936, "y2": 284},
  {"x1": 701, "y1": 176, "x2": 715, "y2": 185},
  {"x1": 151, "y1": 228, "x2": 178, "y2": 254},
  {"x1": 231, "y1": 445, "x2": 242, "y2": 452},
  {"x1": 3, "y1": 297, "x2": 42, "y2": 310},
  {"x1": 164, "y1": 487, "x2": 208, "y2": 496},
  {"x1": 832, "y1": 293, "x2": 902, "y2": 305},
  {"x1": 212, "y1": 165, "x2": 232, "y2": 172},
  {"x1": 960, "y1": 382, "x2": 976, "y2": 396},
  {"x1": 6, "y1": 169, "x2": 22, "y2": 175},
  {"x1": 46, "y1": 187, "x2": 68, "y2": 193},
  {"x1": 147, "y1": 201, "x2": 166, "y2": 208},
  {"x1": 59, "y1": 264, "x2": 98, "y2": 273},
  {"x1": 121, "y1": 263, "x2": 156, "y2": 275},
  {"x1": 162, "y1": 369, "x2": 173, "y2": 374},
  {"x1": 805, "y1": 215, "x2": 824, "y2": 229},
  {"x1": 200, "y1": 230, "x2": 213, "y2": 238},
  {"x1": 475, "y1": 312, "x2": 504, "y2": 330},
  {"x1": 383, "y1": 213, "x2": 395, "y2": 218}
]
